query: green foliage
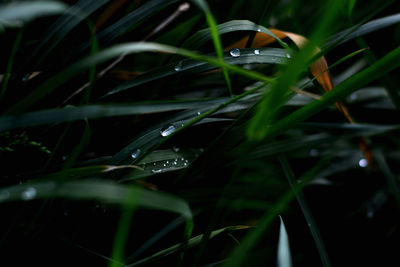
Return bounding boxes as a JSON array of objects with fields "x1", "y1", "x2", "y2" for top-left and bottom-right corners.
[{"x1": 0, "y1": 0, "x2": 400, "y2": 266}]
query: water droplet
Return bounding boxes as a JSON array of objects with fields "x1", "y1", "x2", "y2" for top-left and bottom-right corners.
[
  {"x1": 184, "y1": 162, "x2": 188, "y2": 166},
  {"x1": 152, "y1": 169, "x2": 163, "y2": 174},
  {"x1": 0, "y1": 191, "x2": 10, "y2": 201},
  {"x1": 257, "y1": 28, "x2": 262, "y2": 32},
  {"x1": 359, "y1": 158, "x2": 368, "y2": 168},
  {"x1": 181, "y1": 157, "x2": 185, "y2": 161},
  {"x1": 309, "y1": 149, "x2": 319, "y2": 157},
  {"x1": 160, "y1": 125, "x2": 176, "y2": 137},
  {"x1": 131, "y1": 149, "x2": 141, "y2": 159},
  {"x1": 286, "y1": 53, "x2": 291, "y2": 59},
  {"x1": 254, "y1": 49, "x2": 260, "y2": 55},
  {"x1": 166, "y1": 161, "x2": 169, "y2": 164},
  {"x1": 21, "y1": 187, "x2": 37, "y2": 201},
  {"x1": 153, "y1": 162, "x2": 156, "y2": 166},
  {"x1": 174, "y1": 61, "x2": 183, "y2": 72},
  {"x1": 230, "y1": 48, "x2": 240, "y2": 58},
  {"x1": 173, "y1": 146, "x2": 180, "y2": 152},
  {"x1": 197, "y1": 111, "x2": 201, "y2": 116},
  {"x1": 173, "y1": 161, "x2": 177, "y2": 165},
  {"x1": 185, "y1": 160, "x2": 189, "y2": 163}
]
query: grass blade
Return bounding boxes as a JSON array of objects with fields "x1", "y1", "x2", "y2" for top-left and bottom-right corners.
[{"x1": 277, "y1": 216, "x2": 293, "y2": 267}]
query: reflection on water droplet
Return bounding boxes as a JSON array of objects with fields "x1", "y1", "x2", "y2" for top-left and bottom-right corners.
[
  {"x1": 230, "y1": 48, "x2": 240, "y2": 58},
  {"x1": 163, "y1": 163, "x2": 167, "y2": 167},
  {"x1": 21, "y1": 187, "x2": 37, "y2": 200},
  {"x1": 174, "y1": 61, "x2": 183, "y2": 72},
  {"x1": 152, "y1": 169, "x2": 163, "y2": 174},
  {"x1": 181, "y1": 157, "x2": 185, "y2": 161},
  {"x1": 131, "y1": 149, "x2": 141, "y2": 159},
  {"x1": 184, "y1": 162, "x2": 188, "y2": 166},
  {"x1": 166, "y1": 161, "x2": 169, "y2": 164},
  {"x1": 286, "y1": 53, "x2": 291, "y2": 59},
  {"x1": 254, "y1": 49, "x2": 260, "y2": 55},
  {"x1": 359, "y1": 158, "x2": 368, "y2": 168},
  {"x1": 0, "y1": 191, "x2": 10, "y2": 201},
  {"x1": 197, "y1": 111, "x2": 201, "y2": 116},
  {"x1": 257, "y1": 28, "x2": 262, "y2": 32},
  {"x1": 173, "y1": 146, "x2": 180, "y2": 152},
  {"x1": 160, "y1": 125, "x2": 176, "y2": 137},
  {"x1": 173, "y1": 161, "x2": 177, "y2": 165},
  {"x1": 153, "y1": 162, "x2": 156, "y2": 166}
]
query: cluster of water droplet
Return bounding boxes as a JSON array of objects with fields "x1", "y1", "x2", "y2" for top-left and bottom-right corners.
[{"x1": 146, "y1": 157, "x2": 190, "y2": 174}]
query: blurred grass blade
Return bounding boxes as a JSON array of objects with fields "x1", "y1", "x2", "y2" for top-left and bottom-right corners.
[
  {"x1": 45, "y1": 165, "x2": 142, "y2": 180},
  {"x1": 324, "y1": 13, "x2": 400, "y2": 50},
  {"x1": 7, "y1": 42, "x2": 274, "y2": 114},
  {"x1": 279, "y1": 155, "x2": 330, "y2": 267},
  {"x1": 126, "y1": 226, "x2": 249, "y2": 266},
  {"x1": 106, "y1": 47, "x2": 287, "y2": 97},
  {"x1": 277, "y1": 216, "x2": 292, "y2": 267},
  {"x1": 261, "y1": 45, "x2": 400, "y2": 142},
  {"x1": 22, "y1": 0, "x2": 109, "y2": 73},
  {"x1": 0, "y1": 28, "x2": 23, "y2": 101},
  {"x1": 0, "y1": 1, "x2": 68, "y2": 28},
  {"x1": 0, "y1": 180, "x2": 192, "y2": 218},
  {"x1": 191, "y1": 0, "x2": 232, "y2": 96}
]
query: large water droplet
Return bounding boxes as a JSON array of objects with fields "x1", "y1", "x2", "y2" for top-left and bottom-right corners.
[
  {"x1": 230, "y1": 48, "x2": 240, "y2": 58},
  {"x1": 358, "y1": 158, "x2": 368, "y2": 168},
  {"x1": 21, "y1": 187, "x2": 37, "y2": 200},
  {"x1": 131, "y1": 149, "x2": 141, "y2": 159},
  {"x1": 174, "y1": 61, "x2": 183, "y2": 72},
  {"x1": 254, "y1": 49, "x2": 260, "y2": 55},
  {"x1": 160, "y1": 125, "x2": 176, "y2": 137}
]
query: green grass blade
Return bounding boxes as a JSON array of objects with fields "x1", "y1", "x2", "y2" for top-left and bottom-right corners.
[
  {"x1": 279, "y1": 155, "x2": 330, "y2": 267},
  {"x1": 261, "y1": 45, "x2": 400, "y2": 142},
  {"x1": 191, "y1": 0, "x2": 233, "y2": 96},
  {"x1": 0, "y1": 180, "x2": 192, "y2": 218},
  {"x1": 7, "y1": 42, "x2": 275, "y2": 114},
  {"x1": 105, "y1": 47, "x2": 286, "y2": 97},
  {"x1": 277, "y1": 216, "x2": 293, "y2": 267},
  {"x1": 182, "y1": 19, "x2": 290, "y2": 50},
  {"x1": 0, "y1": 28, "x2": 23, "y2": 102}
]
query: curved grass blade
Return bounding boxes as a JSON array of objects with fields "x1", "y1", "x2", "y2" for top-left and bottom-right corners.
[
  {"x1": 105, "y1": 47, "x2": 287, "y2": 97},
  {"x1": 7, "y1": 42, "x2": 275, "y2": 114},
  {"x1": 182, "y1": 19, "x2": 290, "y2": 50},
  {"x1": 0, "y1": 180, "x2": 192, "y2": 218},
  {"x1": 0, "y1": 1, "x2": 68, "y2": 28},
  {"x1": 21, "y1": 0, "x2": 109, "y2": 75},
  {"x1": 323, "y1": 13, "x2": 400, "y2": 50},
  {"x1": 277, "y1": 216, "x2": 292, "y2": 267},
  {"x1": 191, "y1": 0, "x2": 233, "y2": 96},
  {"x1": 279, "y1": 155, "x2": 330, "y2": 267},
  {"x1": 260, "y1": 45, "x2": 400, "y2": 143},
  {"x1": 125, "y1": 225, "x2": 249, "y2": 267}
]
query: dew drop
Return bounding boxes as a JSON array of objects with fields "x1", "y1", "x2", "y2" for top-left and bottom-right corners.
[
  {"x1": 131, "y1": 148, "x2": 141, "y2": 159},
  {"x1": 181, "y1": 157, "x2": 185, "y2": 161},
  {"x1": 184, "y1": 162, "x2": 188, "y2": 166},
  {"x1": 359, "y1": 158, "x2": 368, "y2": 168},
  {"x1": 21, "y1": 187, "x2": 37, "y2": 201},
  {"x1": 160, "y1": 125, "x2": 176, "y2": 137},
  {"x1": 257, "y1": 28, "x2": 262, "y2": 32},
  {"x1": 163, "y1": 163, "x2": 167, "y2": 167},
  {"x1": 173, "y1": 161, "x2": 178, "y2": 165},
  {"x1": 174, "y1": 61, "x2": 183, "y2": 72},
  {"x1": 153, "y1": 162, "x2": 156, "y2": 166},
  {"x1": 197, "y1": 111, "x2": 201, "y2": 116},
  {"x1": 166, "y1": 161, "x2": 169, "y2": 164},
  {"x1": 254, "y1": 49, "x2": 260, "y2": 55},
  {"x1": 286, "y1": 53, "x2": 291, "y2": 59},
  {"x1": 230, "y1": 48, "x2": 240, "y2": 58},
  {"x1": 173, "y1": 146, "x2": 180, "y2": 152}
]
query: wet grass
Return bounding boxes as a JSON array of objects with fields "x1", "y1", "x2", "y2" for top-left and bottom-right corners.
[{"x1": 0, "y1": 0, "x2": 400, "y2": 266}]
